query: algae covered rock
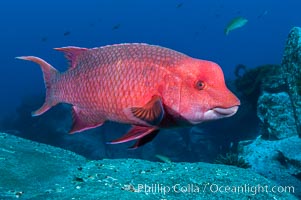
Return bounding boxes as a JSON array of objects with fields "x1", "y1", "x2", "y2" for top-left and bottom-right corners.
[
  {"x1": 239, "y1": 135, "x2": 301, "y2": 198},
  {"x1": 238, "y1": 27, "x2": 301, "y2": 199},
  {"x1": 257, "y1": 92, "x2": 297, "y2": 139},
  {"x1": 281, "y1": 27, "x2": 301, "y2": 137},
  {"x1": 0, "y1": 132, "x2": 297, "y2": 200},
  {"x1": 256, "y1": 27, "x2": 301, "y2": 139}
]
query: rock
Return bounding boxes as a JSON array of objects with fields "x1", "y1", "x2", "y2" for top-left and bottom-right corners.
[
  {"x1": 257, "y1": 92, "x2": 297, "y2": 139},
  {"x1": 281, "y1": 27, "x2": 301, "y2": 137},
  {"x1": 238, "y1": 27, "x2": 301, "y2": 199},
  {"x1": 257, "y1": 27, "x2": 301, "y2": 139},
  {"x1": 239, "y1": 135, "x2": 301, "y2": 198},
  {"x1": 0, "y1": 132, "x2": 297, "y2": 200}
]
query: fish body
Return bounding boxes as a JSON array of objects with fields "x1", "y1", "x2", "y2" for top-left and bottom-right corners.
[
  {"x1": 257, "y1": 10, "x2": 268, "y2": 19},
  {"x1": 176, "y1": 3, "x2": 183, "y2": 8},
  {"x1": 17, "y1": 43, "x2": 240, "y2": 148},
  {"x1": 155, "y1": 154, "x2": 172, "y2": 163},
  {"x1": 112, "y1": 24, "x2": 120, "y2": 30},
  {"x1": 224, "y1": 17, "x2": 248, "y2": 35},
  {"x1": 64, "y1": 31, "x2": 71, "y2": 36}
]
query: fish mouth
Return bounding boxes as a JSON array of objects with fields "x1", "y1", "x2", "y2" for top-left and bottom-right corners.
[
  {"x1": 189, "y1": 105, "x2": 239, "y2": 124},
  {"x1": 212, "y1": 106, "x2": 239, "y2": 117}
]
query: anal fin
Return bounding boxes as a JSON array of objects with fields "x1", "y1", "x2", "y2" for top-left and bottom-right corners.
[
  {"x1": 129, "y1": 130, "x2": 159, "y2": 149},
  {"x1": 32, "y1": 102, "x2": 56, "y2": 116},
  {"x1": 70, "y1": 106, "x2": 105, "y2": 134}
]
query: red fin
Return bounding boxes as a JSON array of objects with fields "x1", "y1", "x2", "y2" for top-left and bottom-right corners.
[
  {"x1": 54, "y1": 46, "x2": 88, "y2": 69},
  {"x1": 69, "y1": 106, "x2": 105, "y2": 134},
  {"x1": 129, "y1": 95, "x2": 164, "y2": 125},
  {"x1": 16, "y1": 56, "x2": 58, "y2": 116},
  {"x1": 108, "y1": 126, "x2": 158, "y2": 144},
  {"x1": 31, "y1": 103, "x2": 52, "y2": 117},
  {"x1": 129, "y1": 130, "x2": 159, "y2": 149}
]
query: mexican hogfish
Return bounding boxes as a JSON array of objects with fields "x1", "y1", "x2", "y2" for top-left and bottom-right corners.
[{"x1": 17, "y1": 43, "x2": 240, "y2": 148}]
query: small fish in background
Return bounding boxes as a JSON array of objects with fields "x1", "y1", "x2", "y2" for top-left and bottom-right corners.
[
  {"x1": 194, "y1": 25, "x2": 207, "y2": 39},
  {"x1": 112, "y1": 23, "x2": 121, "y2": 30},
  {"x1": 257, "y1": 10, "x2": 268, "y2": 19},
  {"x1": 224, "y1": 17, "x2": 248, "y2": 35},
  {"x1": 236, "y1": 10, "x2": 242, "y2": 15},
  {"x1": 229, "y1": 142, "x2": 234, "y2": 149},
  {"x1": 189, "y1": 126, "x2": 205, "y2": 135},
  {"x1": 41, "y1": 37, "x2": 48, "y2": 42},
  {"x1": 176, "y1": 2, "x2": 183, "y2": 8},
  {"x1": 215, "y1": 13, "x2": 221, "y2": 18},
  {"x1": 64, "y1": 31, "x2": 71, "y2": 36},
  {"x1": 155, "y1": 154, "x2": 172, "y2": 163}
]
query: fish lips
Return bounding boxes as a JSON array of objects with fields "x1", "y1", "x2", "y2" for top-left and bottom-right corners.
[
  {"x1": 185, "y1": 105, "x2": 240, "y2": 125},
  {"x1": 199, "y1": 105, "x2": 239, "y2": 123},
  {"x1": 212, "y1": 106, "x2": 239, "y2": 117}
]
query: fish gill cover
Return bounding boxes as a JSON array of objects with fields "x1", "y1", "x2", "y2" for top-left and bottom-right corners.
[{"x1": 0, "y1": 0, "x2": 301, "y2": 199}]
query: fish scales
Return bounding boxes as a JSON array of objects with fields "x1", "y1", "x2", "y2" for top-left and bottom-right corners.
[{"x1": 53, "y1": 44, "x2": 188, "y2": 123}]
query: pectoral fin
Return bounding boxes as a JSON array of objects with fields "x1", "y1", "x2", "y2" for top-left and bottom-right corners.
[{"x1": 125, "y1": 95, "x2": 164, "y2": 126}]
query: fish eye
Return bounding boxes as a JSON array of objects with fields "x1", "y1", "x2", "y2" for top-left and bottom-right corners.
[{"x1": 195, "y1": 80, "x2": 205, "y2": 90}]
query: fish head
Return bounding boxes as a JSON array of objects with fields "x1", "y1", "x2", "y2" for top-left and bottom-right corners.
[{"x1": 172, "y1": 59, "x2": 240, "y2": 124}]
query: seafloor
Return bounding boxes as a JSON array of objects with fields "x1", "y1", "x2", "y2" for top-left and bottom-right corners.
[{"x1": 0, "y1": 132, "x2": 297, "y2": 200}]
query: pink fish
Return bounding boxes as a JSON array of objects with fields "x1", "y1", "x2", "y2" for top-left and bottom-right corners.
[{"x1": 17, "y1": 43, "x2": 240, "y2": 148}]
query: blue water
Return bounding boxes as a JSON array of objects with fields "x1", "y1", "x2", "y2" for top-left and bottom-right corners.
[
  {"x1": 1, "y1": 0, "x2": 300, "y2": 117},
  {"x1": 1, "y1": 2, "x2": 301, "y2": 199}
]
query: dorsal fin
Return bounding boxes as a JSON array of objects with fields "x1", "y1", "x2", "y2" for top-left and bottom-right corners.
[{"x1": 54, "y1": 46, "x2": 88, "y2": 69}]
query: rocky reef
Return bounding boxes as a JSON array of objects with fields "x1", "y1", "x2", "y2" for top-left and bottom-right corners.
[
  {"x1": 0, "y1": 132, "x2": 297, "y2": 200},
  {"x1": 258, "y1": 27, "x2": 301, "y2": 139},
  {"x1": 239, "y1": 27, "x2": 301, "y2": 198}
]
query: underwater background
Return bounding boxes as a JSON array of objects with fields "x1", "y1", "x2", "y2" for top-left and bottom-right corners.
[
  {"x1": 1, "y1": 0, "x2": 301, "y2": 199},
  {"x1": 1, "y1": 0, "x2": 300, "y2": 117}
]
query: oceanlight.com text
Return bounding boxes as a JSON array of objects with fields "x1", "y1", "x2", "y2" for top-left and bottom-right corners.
[{"x1": 129, "y1": 183, "x2": 295, "y2": 196}]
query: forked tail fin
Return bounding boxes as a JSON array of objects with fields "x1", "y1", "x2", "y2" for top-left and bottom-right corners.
[{"x1": 16, "y1": 56, "x2": 59, "y2": 116}]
